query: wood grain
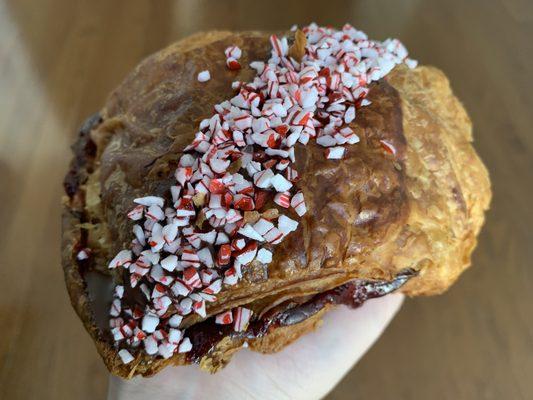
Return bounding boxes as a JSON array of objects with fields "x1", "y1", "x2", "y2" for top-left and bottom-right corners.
[{"x1": 0, "y1": 0, "x2": 531, "y2": 399}]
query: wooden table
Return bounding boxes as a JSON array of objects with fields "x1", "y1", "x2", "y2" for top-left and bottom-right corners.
[{"x1": 1, "y1": 0, "x2": 531, "y2": 398}]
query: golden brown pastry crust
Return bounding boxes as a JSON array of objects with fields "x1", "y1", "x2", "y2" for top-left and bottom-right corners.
[{"x1": 61, "y1": 30, "x2": 490, "y2": 378}]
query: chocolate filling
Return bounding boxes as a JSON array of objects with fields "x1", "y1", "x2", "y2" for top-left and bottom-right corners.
[{"x1": 186, "y1": 269, "x2": 415, "y2": 362}]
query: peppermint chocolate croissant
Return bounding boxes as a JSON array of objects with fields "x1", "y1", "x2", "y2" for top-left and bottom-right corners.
[{"x1": 61, "y1": 24, "x2": 490, "y2": 379}]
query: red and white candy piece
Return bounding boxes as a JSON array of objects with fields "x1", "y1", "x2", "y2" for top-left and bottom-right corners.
[
  {"x1": 108, "y1": 250, "x2": 132, "y2": 269},
  {"x1": 127, "y1": 205, "x2": 144, "y2": 221},
  {"x1": 192, "y1": 299, "x2": 207, "y2": 318},
  {"x1": 233, "y1": 307, "x2": 252, "y2": 332},
  {"x1": 274, "y1": 192, "x2": 291, "y2": 208},
  {"x1": 225, "y1": 45, "x2": 242, "y2": 59},
  {"x1": 226, "y1": 57, "x2": 241, "y2": 70},
  {"x1": 238, "y1": 224, "x2": 265, "y2": 242},
  {"x1": 379, "y1": 140, "x2": 396, "y2": 155},
  {"x1": 215, "y1": 310, "x2": 233, "y2": 325},
  {"x1": 235, "y1": 242, "x2": 258, "y2": 265},
  {"x1": 290, "y1": 191, "x2": 307, "y2": 216},
  {"x1": 223, "y1": 267, "x2": 239, "y2": 286}
]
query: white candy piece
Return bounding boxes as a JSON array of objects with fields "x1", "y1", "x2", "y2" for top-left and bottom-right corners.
[
  {"x1": 225, "y1": 45, "x2": 242, "y2": 59},
  {"x1": 168, "y1": 314, "x2": 183, "y2": 328},
  {"x1": 405, "y1": 58, "x2": 418, "y2": 69},
  {"x1": 111, "y1": 327, "x2": 124, "y2": 341},
  {"x1": 290, "y1": 191, "x2": 307, "y2": 217},
  {"x1": 76, "y1": 249, "x2": 89, "y2": 260},
  {"x1": 143, "y1": 336, "x2": 158, "y2": 355},
  {"x1": 197, "y1": 247, "x2": 214, "y2": 267},
  {"x1": 210, "y1": 158, "x2": 230, "y2": 174},
  {"x1": 215, "y1": 232, "x2": 230, "y2": 245},
  {"x1": 154, "y1": 296, "x2": 171, "y2": 315},
  {"x1": 141, "y1": 250, "x2": 160, "y2": 265},
  {"x1": 193, "y1": 299, "x2": 207, "y2": 318},
  {"x1": 162, "y1": 221, "x2": 179, "y2": 244},
  {"x1": 197, "y1": 70, "x2": 211, "y2": 82},
  {"x1": 118, "y1": 349, "x2": 134, "y2": 364},
  {"x1": 223, "y1": 269, "x2": 239, "y2": 286},
  {"x1": 278, "y1": 215, "x2": 299, "y2": 234},
  {"x1": 158, "y1": 342, "x2": 176, "y2": 359},
  {"x1": 316, "y1": 135, "x2": 337, "y2": 147},
  {"x1": 178, "y1": 337, "x2": 192, "y2": 353},
  {"x1": 256, "y1": 248, "x2": 273, "y2": 264},
  {"x1": 271, "y1": 174, "x2": 293, "y2": 192},
  {"x1": 179, "y1": 297, "x2": 193, "y2": 315},
  {"x1": 142, "y1": 314, "x2": 159, "y2": 333},
  {"x1": 238, "y1": 224, "x2": 265, "y2": 242},
  {"x1": 132, "y1": 225, "x2": 146, "y2": 246},
  {"x1": 127, "y1": 205, "x2": 144, "y2": 221},
  {"x1": 326, "y1": 146, "x2": 346, "y2": 159},
  {"x1": 160, "y1": 255, "x2": 178, "y2": 272},
  {"x1": 345, "y1": 106, "x2": 356, "y2": 123},
  {"x1": 109, "y1": 299, "x2": 121, "y2": 317},
  {"x1": 170, "y1": 186, "x2": 181, "y2": 203},
  {"x1": 168, "y1": 328, "x2": 183, "y2": 344},
  {"x1": 134, "y1": 196, "x2": 164, "y2": 208},
  {"x1": 253, "y1": 218, "x2": 274, "y2": 236},
  {"x1": 114, "y1": 285, "x2": 124, "y2": 299}
]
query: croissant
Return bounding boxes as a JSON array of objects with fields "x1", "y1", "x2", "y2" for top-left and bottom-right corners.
[{"x1": 61, "y1": 25, "x2": 490, "y2": 379}]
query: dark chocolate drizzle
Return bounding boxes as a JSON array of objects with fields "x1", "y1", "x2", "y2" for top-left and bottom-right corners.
[{"x1": 186, "y1": 268, "x2": 415, "y2": 362}]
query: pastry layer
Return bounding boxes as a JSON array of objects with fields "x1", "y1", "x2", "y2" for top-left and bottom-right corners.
[{"x1": 61, "y1": 30, "x2": 490, "y2": 378}]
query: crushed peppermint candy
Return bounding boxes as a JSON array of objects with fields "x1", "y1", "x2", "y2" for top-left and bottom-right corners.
[
  {"x1": 225, "y1": 45, "x2": 242, "y2": 71},
  {"x1": 118, "y1": 349, "x2": 135, "y2": 364},
  {"x1": 76, "y1": 248, "x2": 91, "y2": 261},
  {"x1": 107, "y1": 23, "x2": 415, "y2": 363},
  {"x1": 197, "y1": 70, "x2": 211, "y2": 82}
]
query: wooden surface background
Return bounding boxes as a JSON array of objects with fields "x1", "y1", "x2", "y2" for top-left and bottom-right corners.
[{"x1": 0, "y1": 0, "x2": 531, "y2": 399}]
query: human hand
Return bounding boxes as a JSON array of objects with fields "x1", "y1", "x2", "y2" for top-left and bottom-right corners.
[{"x1": 108, "y1": 293, "x2": 403, "y2": 400}]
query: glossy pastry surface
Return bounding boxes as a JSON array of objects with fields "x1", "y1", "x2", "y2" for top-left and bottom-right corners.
[{"x1": 62, "y1": 28, "x2": 490, "y2": 378}]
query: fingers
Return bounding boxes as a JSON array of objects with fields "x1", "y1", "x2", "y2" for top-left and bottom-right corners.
[
  {"x1": 222, "y1": 293, "x2": 405, "y2": 400},
  {"x1": 108, "y1": 294, "x2": 404, "y2": 400}
]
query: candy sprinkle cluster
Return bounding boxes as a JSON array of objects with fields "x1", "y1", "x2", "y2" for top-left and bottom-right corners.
[{"x1": 104, "y1": 23, "x2": 416, "y2": 365}]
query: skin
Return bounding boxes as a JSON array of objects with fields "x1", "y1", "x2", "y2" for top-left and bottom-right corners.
[{"x1": 108, "y1": 293, "x2": 403, "y2": 400}]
